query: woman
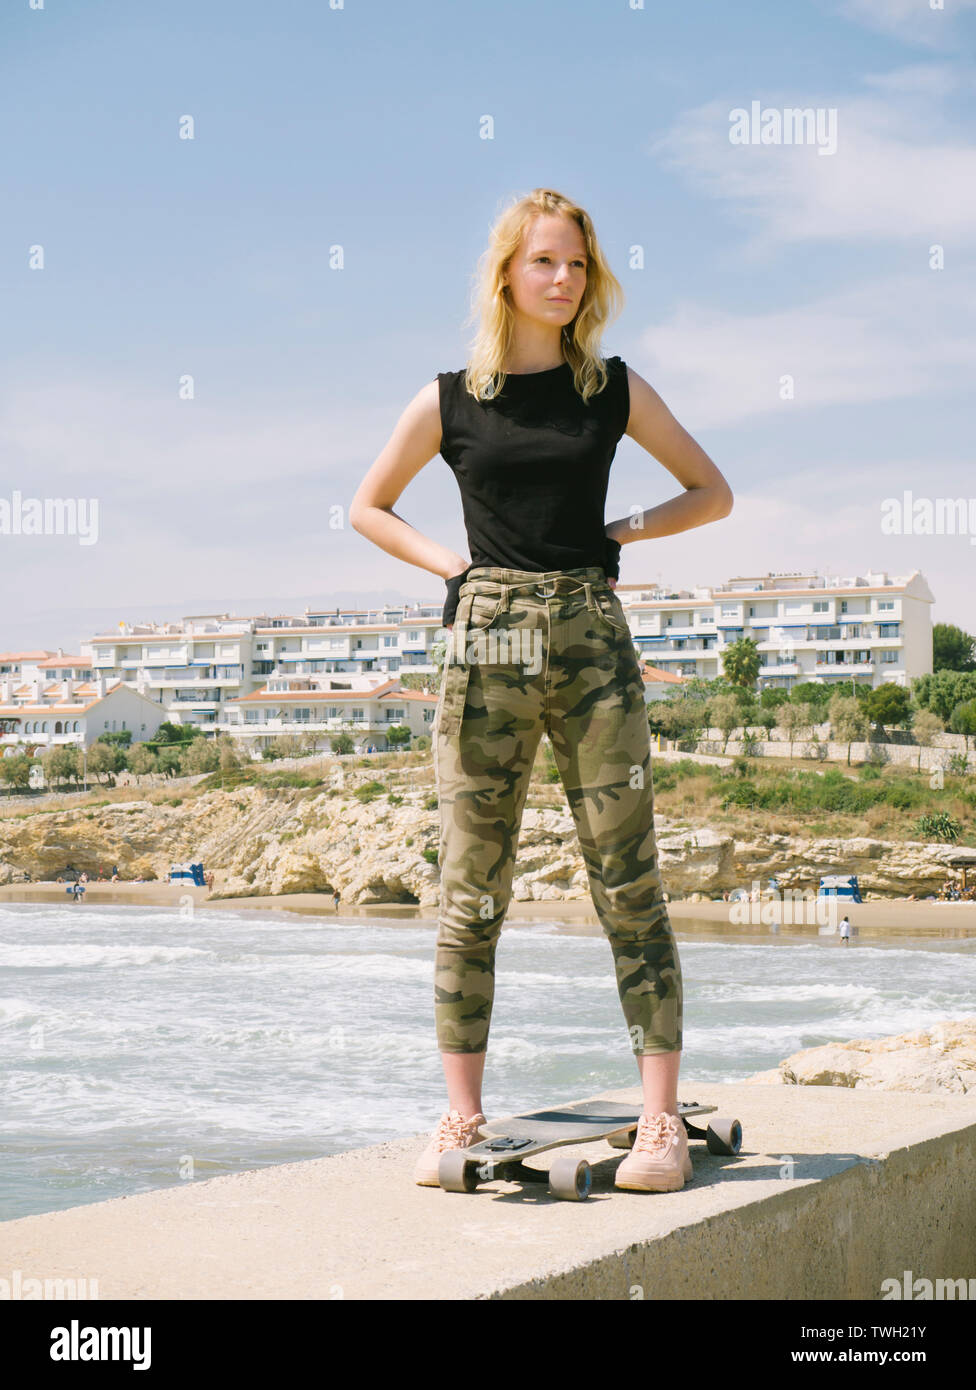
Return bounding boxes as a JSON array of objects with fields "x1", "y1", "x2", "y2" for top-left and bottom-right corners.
[{"x1": 350, "y1": 187, "x2": 733, "y2": 1193}]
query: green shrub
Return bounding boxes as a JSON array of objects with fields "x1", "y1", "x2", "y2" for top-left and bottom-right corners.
[
  {"x1": 914, "y1": 812, "x2": 962, "y2": 843},
  {"x1": 354, "y1": 781, "x2": 387, "y2": 803},
  {"x1": 720, "y1": 782, "x2": 761, "y2": 810}
]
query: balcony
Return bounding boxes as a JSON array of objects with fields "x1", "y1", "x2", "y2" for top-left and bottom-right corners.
[
  {"x1": 220, "y1": 716, "x2": 397, "y2": 734},
  {"x1": 814, "y1": 660, "x2": 874, "y2": 672}
]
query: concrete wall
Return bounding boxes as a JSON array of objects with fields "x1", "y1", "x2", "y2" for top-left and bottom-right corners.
[
  {"x1": 2, "y1": 1082, "x2": 973, "y2": 1300},
  {"x1": 672, "y1": 727, "x2": 975, "y2": 772}
]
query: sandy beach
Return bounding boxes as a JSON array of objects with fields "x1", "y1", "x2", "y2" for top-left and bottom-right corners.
[{"x1": 2, "y1": 880, "x2": 975, "y2": 937}]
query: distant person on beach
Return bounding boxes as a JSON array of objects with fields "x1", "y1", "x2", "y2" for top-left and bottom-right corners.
[
  {"x1": 111, "y1": 866, "x2": 119, "y2": 882},
  {"x1": 839, "y1": 916, "x2": 851, "y2": 944},
  {"x1": 350, "y1": 186, "x2": 733, "y2": 1197},
  {"x1": 332, "y1": 889, "x2": 340, "y2": 911}
]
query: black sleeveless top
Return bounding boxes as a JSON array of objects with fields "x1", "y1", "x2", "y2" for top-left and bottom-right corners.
[{"x1": 436, "y1": 356, "x2": 630, "y2": 573}]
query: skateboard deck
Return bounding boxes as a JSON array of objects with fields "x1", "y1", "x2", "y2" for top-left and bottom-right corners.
[{"x1": 438, "y1": 1097, "x2": 743, "y2": 1201}]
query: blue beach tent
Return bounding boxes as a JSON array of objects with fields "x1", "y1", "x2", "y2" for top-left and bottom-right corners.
[
  {"x1": 817, "y1": 874, "x2": 862, "y2": 903},
  {"x1": 169, "y1": 862, "x2": 206, "y2": 886}
]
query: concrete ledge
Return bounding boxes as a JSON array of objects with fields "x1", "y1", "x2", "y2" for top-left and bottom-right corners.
[{"x1": 3, "y1": 1083, "x2": 975, "y2": 1300}]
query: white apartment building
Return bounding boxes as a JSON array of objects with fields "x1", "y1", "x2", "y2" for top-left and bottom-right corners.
[
  {"x1": 77, "y1": 568, "x2": 933, "y2": 740},
  {"x1": 614, "y1": 569, "x2": 933, "y2": 690},
  {"x1": 87, "y1": 613, "x2": 268, "y2": 730},
  {"x1": 86, "y1": 605, "x2": 446, "y2": 732},
  {"x1": 0, "y1": 649, "x2": 57, "y2": 678},
  {"x1": 0, "y1": 675, "x2": 167, "y2": 754},
  {"x1": 22, "y1": 651, "x2": 97, "y2": 683},
  {"x1": 219, "y1": 672, "x2": 437, "y2": 755}
]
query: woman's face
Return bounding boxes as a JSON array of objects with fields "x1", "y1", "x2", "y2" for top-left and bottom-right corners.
[{"x1": 503, "y1": 214, "x2": 588, "y2": 330}]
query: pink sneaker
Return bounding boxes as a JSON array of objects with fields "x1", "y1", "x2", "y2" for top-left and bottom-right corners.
[
  {"x1": 614, "y1": 1111, "x2": 693, "y2": 1193},
  {"x1": 414, "y1": 1109, "x2": 487, "y2": 1186}
]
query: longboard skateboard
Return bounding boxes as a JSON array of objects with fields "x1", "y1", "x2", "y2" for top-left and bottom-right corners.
[{"x1": 438, "y1": 1098, "x2": 742, "y2": 1201}]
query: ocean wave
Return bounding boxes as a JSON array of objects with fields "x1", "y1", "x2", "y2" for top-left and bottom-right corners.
[{"x1": 0, "y1": 942, "x2": 214, "y2": 969}]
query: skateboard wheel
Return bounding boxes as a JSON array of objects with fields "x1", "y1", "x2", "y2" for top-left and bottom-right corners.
[
  {"x1": 607, "y1": 1126, "x2": 637, "y2": 1150},
  {"x1": 548, "y1": 1155, "x2": 592, "y2": 1201},
  {"x1": 705, "y1": 1118, "x2": 742, "y2": 1156},
  {"x1": 438, "y1": 1150, "x2": 480, "y2": 1192}
]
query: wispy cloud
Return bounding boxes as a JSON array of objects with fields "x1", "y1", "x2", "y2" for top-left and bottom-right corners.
[
  {"x1": 633, "y1": 270, "x2": 976, "y2": 429},
  {"x1": 650, "y1": 75, "x2": 976, "y2": 248},
  {"x1": 833, "y1": 0, "x2": 976, "y2": 49}
]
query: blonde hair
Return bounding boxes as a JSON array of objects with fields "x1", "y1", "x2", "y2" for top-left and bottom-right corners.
[{"x1": 461, "y1": 187, "x2": 624, "y2": 404}]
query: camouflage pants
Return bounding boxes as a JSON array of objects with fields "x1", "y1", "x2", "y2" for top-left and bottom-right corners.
[{"x1": 432, "y1": 565, "x2": 682, "y2": 1057}]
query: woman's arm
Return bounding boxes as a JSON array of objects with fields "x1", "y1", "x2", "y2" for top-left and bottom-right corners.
[
  {"x1": 605, "y1": 366, "x2": 734, "y2": 556},
  {"x1": 349, "y1": 380, "x2": 469, "y2": 582}
]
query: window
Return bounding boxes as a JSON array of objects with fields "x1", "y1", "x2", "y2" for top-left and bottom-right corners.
[
  {"x1": 877, "y1": 600, "x2": 895, "y2": 611},
  {"x1": 881, "y1": 650, "x2": 899, "y2": 663},
  {"x1": 812, "y1": 600, "x2": 828, "y2": 612}
]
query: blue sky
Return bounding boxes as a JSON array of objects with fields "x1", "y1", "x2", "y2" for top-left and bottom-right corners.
[{"x1": 2, "y1": 0, "x2": 974, "y2": 652}]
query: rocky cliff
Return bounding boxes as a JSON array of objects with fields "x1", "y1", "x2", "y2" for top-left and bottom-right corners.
[
  {"x1": 744, "y1": 1019, "x2": 976, "y2": 1095},
  {"x1": 0, "y1": 767, "x2": 970, "y2": 904}
]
